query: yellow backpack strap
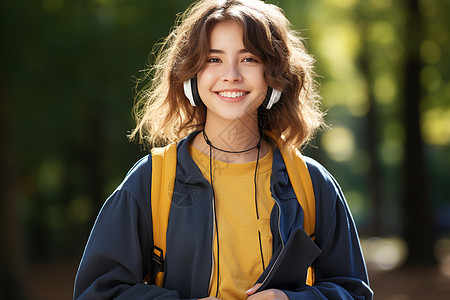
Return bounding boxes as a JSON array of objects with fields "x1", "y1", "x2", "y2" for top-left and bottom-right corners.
[
  {"x1": 280, "y1": 147, "x2": 316, "y2": 286},
  {"x1": 279, "y1": 147, "x2": 316, "y2": 240},
  {"x1": 265, "y1": 131, "x2": 316, "y2": 240},
  {"x1": 147, "y1": 142, "x2": 177, "y2": 287}
]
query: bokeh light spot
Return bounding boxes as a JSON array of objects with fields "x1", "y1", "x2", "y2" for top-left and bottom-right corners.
[
  {"x1": 361, "y1": 237, "x2": 407, "y2": 271},
  {"x1": 420, "y1": 40, "x2": 441, "y2": 64},
  {"x1": 369, "y1": 21, "x2": 396, "y2": 45},
  {"x1": 384, "y1": 123, "x2": 406, "y2": 143},
  {"x1": 38, "y1": 158, "x2": 65, "y2": 195},
  {"x1": 422, "y1": 108, "x2": 450, "y2": 146},
  {"x1": 319, "y1": 22, "x2": 360, "y2": 78},
  {"x1": 379, "y1": 139, "x2": 403, "y2": 166},
  {"x1": 322, "y1": 126, "x2": 355, "y2": 162},
  {"x1": 67, "y1": 196, "x2": 94, "y2": 224},
  {"x1": 374, "y1": 74, "x2": 397, "y2": 105}
]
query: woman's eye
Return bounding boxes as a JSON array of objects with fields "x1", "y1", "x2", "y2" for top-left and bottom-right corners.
[
  {"x1": 243, "y1": 57, "x2": 258, "y2": 63},
  {"x1": 207, "y1": 58, "x2": 221, "y2": 63}
]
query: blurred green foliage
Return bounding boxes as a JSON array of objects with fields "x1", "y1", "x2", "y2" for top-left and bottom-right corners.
[{"x1": 1, "y1": 0, "x2": 449, "y2": 266}]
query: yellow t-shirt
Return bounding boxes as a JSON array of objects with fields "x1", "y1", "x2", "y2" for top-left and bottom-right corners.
[{"x1": 189, "y1": 145, "x2": 274, "y2": 300}]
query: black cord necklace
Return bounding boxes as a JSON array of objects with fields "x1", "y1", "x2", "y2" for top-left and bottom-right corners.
[
  {"x1": 202, "y1": 129, "x2": 265, "y2": 297},
  {"x1": 202, "y1": 130, "x2": 261, "y2": 154}
]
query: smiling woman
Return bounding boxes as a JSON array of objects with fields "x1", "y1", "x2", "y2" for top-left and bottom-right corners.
[
  {"x1": 195, "y1": 21, "x2": 268, "y2": 152},
  {"x1": 129, "y1": 0, "x2": 324, "y2": 150},
  {"x1": 74, "y1": 1, "x2": 373, "y2": 299}
]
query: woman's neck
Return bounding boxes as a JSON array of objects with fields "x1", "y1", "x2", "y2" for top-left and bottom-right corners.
[{"x1": 192, "y1": 117, "x2": 270, "y2": 163}]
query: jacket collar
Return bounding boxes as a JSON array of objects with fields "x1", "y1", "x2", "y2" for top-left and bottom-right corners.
[
  {"x1": 175, "y1": 131, "x2": 293, "y2": 199},
  {"x1": 175, "y1": 131, "x2": 209, "y2": 186}
]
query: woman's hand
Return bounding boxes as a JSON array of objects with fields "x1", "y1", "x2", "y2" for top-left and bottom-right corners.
[{"x1": 246, "y1": 283, "x2": 289, "y2": 300}]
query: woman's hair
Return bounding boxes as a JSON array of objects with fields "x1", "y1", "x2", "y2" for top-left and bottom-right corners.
[{"x1": 129, "y1": 0, "x2": 325, "y2": 149}]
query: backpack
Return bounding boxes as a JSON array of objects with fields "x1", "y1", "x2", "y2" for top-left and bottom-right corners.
[{"x1": 145, "y1": 140, "x2": 316, "y2": 287}]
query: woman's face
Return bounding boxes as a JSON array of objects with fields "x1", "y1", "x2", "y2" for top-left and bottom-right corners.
[{"x1": 197, "y1": 20, "x2": 268, "y2": 125}]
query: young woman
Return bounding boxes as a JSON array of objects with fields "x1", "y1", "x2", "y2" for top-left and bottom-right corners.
[{"x1": 74, "y1": 0, "x2": 373, "y2": 299}]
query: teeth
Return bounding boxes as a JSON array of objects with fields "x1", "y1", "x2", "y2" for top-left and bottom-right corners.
[{"x1": 218, "y1": 91, "x2": 246, "y2": 98}]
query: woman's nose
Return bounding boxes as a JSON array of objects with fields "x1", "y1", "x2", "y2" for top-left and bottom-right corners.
[{"x1": 222, "y1": 63, "x2": 243, "y2": 82}]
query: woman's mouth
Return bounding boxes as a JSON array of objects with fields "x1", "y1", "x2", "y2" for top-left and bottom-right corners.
[
  {"x1": 218, "y1": 91, "x2": 247, "y2": 98},
  {"x1": 215, "y1": 90, "x2": 249, "y2": 102}
]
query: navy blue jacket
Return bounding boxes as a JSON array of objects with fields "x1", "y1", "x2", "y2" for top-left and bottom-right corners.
[{"x1": 74, "y1": 132, "x2": 373, "y2": 299}]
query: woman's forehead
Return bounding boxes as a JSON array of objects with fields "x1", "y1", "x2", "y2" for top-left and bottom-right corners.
[{"x1": 208, "y1": 21, "x2": 244, "y2": 47}]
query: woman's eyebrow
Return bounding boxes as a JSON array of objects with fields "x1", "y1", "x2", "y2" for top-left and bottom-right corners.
[{"x1": 209, "y1": 48, "x2": 249, "y2": 54}]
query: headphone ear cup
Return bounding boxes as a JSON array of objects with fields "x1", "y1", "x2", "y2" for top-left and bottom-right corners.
[
  {"x1": 183, "y1": 78, "x2": 196, "y2": 106},
  {"x1": 269, "y1": 88, "x2": 282, "y2": 108},
  {"x1": 183, "y1": 77, "x2": 202, "y2": 107},
  {"x1": 262, "y1": 86, "x2": 282, "y2": 109}
]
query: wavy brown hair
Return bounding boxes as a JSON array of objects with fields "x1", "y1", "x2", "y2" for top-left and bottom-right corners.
[{"x1": 129, "y1": 0, "x2": 324, "y2": 149}]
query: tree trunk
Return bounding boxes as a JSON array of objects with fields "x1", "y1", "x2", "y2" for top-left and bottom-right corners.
[
  {"x1": 356, "y1": 9, "x2": 384, "y2": 236},
  {"x1": 0, "y1": 81, "x2": 29, "y2": 299},
  {"x1": 364, "y1": 37, "x2": 383, "y2": 237},
  {"x1": 402, "y1": 0, "x2": 436, "y2": 265}
]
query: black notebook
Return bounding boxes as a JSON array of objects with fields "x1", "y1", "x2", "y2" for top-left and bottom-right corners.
[{"x1": 256, "y1": 227, "x2": 321, "y2": 292}]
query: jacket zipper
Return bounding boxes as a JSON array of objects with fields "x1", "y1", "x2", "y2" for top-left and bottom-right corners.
[
  {"x1": 208, "y1": 195, "x2": 216, "y2": 292},
  {"x1": 208, "y1": 196, "x2": 219, "y2": 295},
  {"x1": 258, "y1": 198, "x2": 285, "y2": 288}
]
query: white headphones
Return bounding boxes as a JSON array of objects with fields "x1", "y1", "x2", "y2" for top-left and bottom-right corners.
[
  {"x1": 262, "y1": 86, "x2": 282, "y2": 110},
  {"x1": 183, "y1": 77, "x2": 282, "y2": 109},
  {"x1": 183, "y1": 77, "x2": 202, "y2": 107}
]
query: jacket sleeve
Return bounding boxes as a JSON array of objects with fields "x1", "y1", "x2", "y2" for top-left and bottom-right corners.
[
  {"x1": 283, "y1": 158, "x2": 373, "y2": 299},
  {"x1": 73, "y1": 156, "x2": 183, "y2": 300}
]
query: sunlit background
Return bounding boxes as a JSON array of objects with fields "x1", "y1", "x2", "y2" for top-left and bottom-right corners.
[{"x1": 1, "y1": 0, "x2": 449, "y2": 299}]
